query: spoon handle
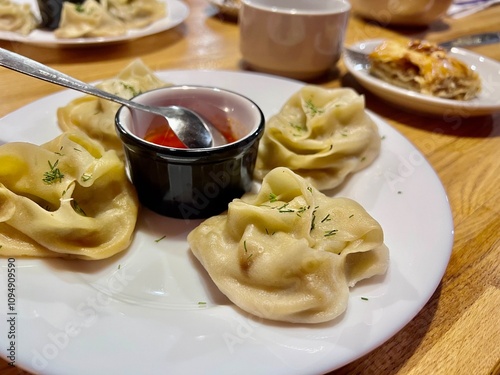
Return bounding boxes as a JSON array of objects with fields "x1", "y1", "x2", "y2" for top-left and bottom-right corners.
[{"x1": 0, "y1": 48, "x2": 158, "y2": 114}]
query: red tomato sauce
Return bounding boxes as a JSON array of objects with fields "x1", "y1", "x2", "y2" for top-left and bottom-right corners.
[
  {"x1": 144, "y1": 123, "x2": 187, "y2": 148},
  {"x1": 144, "y1": 112, "x2": 238, "y2": 148}
]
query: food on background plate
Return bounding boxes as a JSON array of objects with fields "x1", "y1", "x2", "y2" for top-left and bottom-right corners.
[
  {"x1": 106, "y1": 0, "x2": 166, "y2": 29},
  {"x1": 369, "y1": 39, "x2": 481, "y2": 100},
  {"x1": 58, "y1": 59, "x2": 171, "y2": 158},
  {"x1": 0, "y1": 0, "x2": 166, "y2": 38},
  {"x1": 255, "y1": 86, "x2": 381, "y2": 191},
  {"x1": 188, "y1": 167, "x2": 389, "y2": 324},
  {"x1": 55, "y1": 0, "x2": 126, "y2": 38},
  {"x1": 0, "y1": 132, "x2": 139, "y2": 260},
  {"x1": 55, "y1": 0, "x2": 166, "y2": 38},
  {"x1": 0, "y1": 0, "x2": 38, "y2": 35}
]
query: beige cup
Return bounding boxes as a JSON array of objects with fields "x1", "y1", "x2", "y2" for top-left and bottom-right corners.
[{"x1": 239, "y1": 0, "x2": 350, "y2": 80}]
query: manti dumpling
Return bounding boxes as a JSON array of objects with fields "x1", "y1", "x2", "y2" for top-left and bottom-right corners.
[
  {"x1": 255, "y1": 86, "x2": 381, "y2": 191},
  {"x1": 54, "y1": 0, "x2": 126, "y2": 38},
  {"x1": 188, "y1": 167, "x2": 389, "y2": 324},
  {"x1": 57, "y1": 59, "x2": 170, "y2": 158},
  {"x1": 0, "y1": 132, "x2": 139, "y2": 260},
  {"x1": 0, "y1": 0, "x2": 38, "y2": 35},
  {"x1": 105, "y1": 0, "x2": 167, "y2": 29}
]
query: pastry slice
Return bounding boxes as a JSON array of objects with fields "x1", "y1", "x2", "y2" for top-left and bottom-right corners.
[{"x1": 369, "y1": 39, "x2": 481, "y2": 100}]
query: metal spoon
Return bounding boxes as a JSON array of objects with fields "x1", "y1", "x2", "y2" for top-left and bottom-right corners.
[
  {"x1": 344, "y1": 31, "x2": 500, "y2": 70},
  {"x1": 0, "y1": 48, "x2": 214, "y2": 149}
]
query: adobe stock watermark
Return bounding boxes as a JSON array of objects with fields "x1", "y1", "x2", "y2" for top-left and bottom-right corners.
[
  {"x1": 177, "y1": 146, "x2": 258, "y2": 220},
  {"x1": 31, "y1": 267, "x2": 135, "y2": 371},
  {"x1": 5, "y1": 258, "x2": 17, "y2": 367},
  {"x1": 383, "y1": 149, "x2": 426, "y2": 192},
  {"x1": 222, "y1": 299, "x2": 276, "y2": 354}
]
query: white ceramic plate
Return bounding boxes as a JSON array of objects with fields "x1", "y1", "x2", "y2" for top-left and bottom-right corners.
[
  {"x1": 343, "y1": 39, "x2": 500, "y2": 116},
  {"x1": 0, "y1": 70, "x2": 453, "y2": 374},
  {"x1": 207, "y1": 0, "x2": 240, "y2": 18},
  {"x1": 0, "y1": 0, "x2": 189, "y2": 47}
]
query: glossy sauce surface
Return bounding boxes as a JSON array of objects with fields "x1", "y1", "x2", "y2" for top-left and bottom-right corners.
[{"x1": 143, "y1": 108, "x2": 238, "y2": 148}]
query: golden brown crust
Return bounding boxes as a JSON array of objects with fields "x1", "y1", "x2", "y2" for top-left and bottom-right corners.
[{"x1": 369, "y1": 39, "x2": 481, "y2": 100}]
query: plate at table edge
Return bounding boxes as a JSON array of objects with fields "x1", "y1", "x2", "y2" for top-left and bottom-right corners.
[
  {"x1": 343, "y1": 39, "x2": 500, "y2": 117},
  {"x1": 0, "y1": 0, "x2": 188, "y2": 47},
  {"x1": 0, "y1": 70, "x2": 453, "y2": 375}
]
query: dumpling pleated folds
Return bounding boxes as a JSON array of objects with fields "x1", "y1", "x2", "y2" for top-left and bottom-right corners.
[
  {"x1": 57, "y1": 59, "x2": 170, "y2": 158},
  {"x1": 0, "y1": 132, "x2": 139, "y2": 260},
  {"x1": 188, "y1": 167, "x2": 389, "y2": 324},
  {"x1": 255, "y1": 86, "x2": 381, "y2": 191},
  {"x1": 106, "y1": 0, "x2": 167, "y2": 29},
  {"x1": 54, "y1": 0, "x2": 127, "y2": 38},
  {"x1": 0, "y1": 0, "x2": 38, "y2": 35}
]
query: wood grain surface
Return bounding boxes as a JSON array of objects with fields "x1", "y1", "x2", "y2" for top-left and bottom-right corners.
[{"x1": 0, "y1": 1, "x2": 499, "y2": 374}]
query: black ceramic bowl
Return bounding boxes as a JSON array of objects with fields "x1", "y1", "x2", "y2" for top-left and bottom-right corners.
[{"x1": 115, "y1": 85, "x2": 265, "y2": 220}]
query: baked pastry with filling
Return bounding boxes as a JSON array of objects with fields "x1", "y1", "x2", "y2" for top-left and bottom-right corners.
[{"x1": 369, "y1": 39, "x2": 481, "y2": 100}]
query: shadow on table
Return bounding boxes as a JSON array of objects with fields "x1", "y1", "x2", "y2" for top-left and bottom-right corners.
[{"x1": 341, "y1": 72, "x2": 499, "y2": 139}]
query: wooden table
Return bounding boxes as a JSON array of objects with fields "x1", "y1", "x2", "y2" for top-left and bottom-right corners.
[{"x1": 1, "y1": 1, "x2": 499, "y2": 374}]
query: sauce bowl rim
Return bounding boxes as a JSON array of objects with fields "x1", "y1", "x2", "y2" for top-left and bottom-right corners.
[{"x1": 115, "y1": 84, "x2": 266, "y2": 156}]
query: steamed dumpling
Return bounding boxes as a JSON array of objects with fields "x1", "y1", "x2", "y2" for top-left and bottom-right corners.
[
  {"x1": 0, "y1": 0, "x2": 38, "y2": 35},
  {"x1": 54, "y1": 0, "x2": 126, "y2": 38},
  {"x1": 0, "y1": 132, "x2": 139, "y2": 260},
  {"x1": 105, "y1": 0, "x2": 166, "y2": 29},
  {"x1": 255, "y1": 86, "x2": 381, "y2": 190},
  {"x1": 57, "y1": 59, "x2": 170, "y2": 158},
  {"x1": 188, "y1": 167, "x2": 389, "y2": 323}
]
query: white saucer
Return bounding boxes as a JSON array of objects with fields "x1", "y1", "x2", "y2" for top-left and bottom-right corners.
[{"x1": 343, "y1": 39, "x2": 500, "y2": 117}]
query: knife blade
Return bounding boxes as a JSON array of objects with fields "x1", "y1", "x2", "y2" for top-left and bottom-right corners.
[{"x1": 438, "y1": 31, "x2": 500, "y2": 49}]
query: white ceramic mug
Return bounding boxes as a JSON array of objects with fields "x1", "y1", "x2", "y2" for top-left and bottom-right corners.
[{"x1": 239, "y1": 0, "x2": 350, "y2": 80}]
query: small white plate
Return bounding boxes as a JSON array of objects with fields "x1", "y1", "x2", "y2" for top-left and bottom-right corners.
[
  {"x1": 207, "y1": 0, "x2": 240, "y2": 18},
  {"x1": 343, "y1": 39, "x2": 500, "y2": 117},
  {"x1": 0, "y1": 0, "x2": 189, "y2": 47},
  {"x1": 0, "y1": 70, "x2": 453, "y2": 374}
]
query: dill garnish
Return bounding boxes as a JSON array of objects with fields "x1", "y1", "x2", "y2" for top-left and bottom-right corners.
[
  {"x1": 43, "y1": 160, "x2": 64, "y2": 184},
  {"x1": 269, "y1": 192, "x2": 278, "y2": 202},
  {"x1": 324, "y1": 229, "x2": 338, "y2": 237},
  {"x1": 155, "y1": 235, "x2": 166, "y2": 243},
  {"x1": 120, "y1": 82, "x2": 140, "y2": 97},
  {"x1": 277, "y1": 203, "x2": 294, "y2": 213},
  {"x1": 310, "y1": 208, "x2": 318, "y2": 231},
  {"x1": 289, "y1": 122, "x2": 307, "y2": 135},
  {"x1": 71, "y1": 200, "x2": 87, "y2": 216},
  {"x1": 81, "y1": 173, "x2": 92, "y2": 182},
  {"x1": 305, "y1": 99, "x2": 324, "y2": 116},
  {"x1": 55, "y1": 146, "x2": 64, "y2": 156}
]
